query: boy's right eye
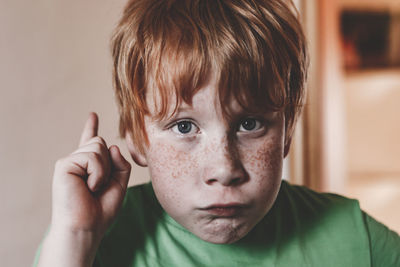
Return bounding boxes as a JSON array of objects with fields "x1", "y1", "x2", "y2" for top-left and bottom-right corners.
[{"x1": 171, "y1": 120, "x2": 199, "y2": 135}]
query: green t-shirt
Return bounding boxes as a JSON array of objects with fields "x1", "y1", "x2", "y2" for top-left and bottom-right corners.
[{"x1": 34, "y1": 181, "x2": 400, "y2": 266}]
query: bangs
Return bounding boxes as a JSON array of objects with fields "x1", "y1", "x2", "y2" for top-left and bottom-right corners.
[{"x1": 143, "y1": 0, "x2": 303, "y2": 121}]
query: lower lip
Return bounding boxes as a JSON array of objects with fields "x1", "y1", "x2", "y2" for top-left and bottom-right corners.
[{"x1": 204, "y1": 207, "x2": 243, "y2": 217}]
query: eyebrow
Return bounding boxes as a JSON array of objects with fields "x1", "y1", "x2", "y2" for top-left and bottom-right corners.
[
  {"x1": 149, "y1": 103, "x2": 195, "y2": 124},
  {"x1": 175, "y1": 104, "x2": 195, "y2": 114},
  {"x1": 167, "y1": 105, "x2": 200, "y2": 121}
]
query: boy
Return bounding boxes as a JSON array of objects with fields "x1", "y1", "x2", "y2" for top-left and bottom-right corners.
[{"x1": 35, "y1": 0, "x2": 400, "y2": 266}]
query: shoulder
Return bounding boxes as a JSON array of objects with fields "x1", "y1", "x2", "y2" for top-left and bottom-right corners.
[
  {"x1": 270, "y1": 181, "x2": 400, "y2": 266},
  {"x1": 363, "y1": 212, "x2": 400, "y2": 266},
  {"x1": 266, "y1": 181, "x2": 372, "y2": 265},
  {"x1": 277, "y1": 180, "x2": 362, "y2": 217}
]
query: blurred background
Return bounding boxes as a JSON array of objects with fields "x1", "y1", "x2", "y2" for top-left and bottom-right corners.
[{"x1": 0, "y1": 0, "x2": 399, "y2": 266}]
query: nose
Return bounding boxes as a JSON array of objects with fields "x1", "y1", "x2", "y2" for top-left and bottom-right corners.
[{"x1": 204, "y1": 136, "x2": 248, "y2": 186}]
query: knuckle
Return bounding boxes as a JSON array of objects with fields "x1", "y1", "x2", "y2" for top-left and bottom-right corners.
[
  {"x1": 88, "y1": 151, "x2": 101, "y2": 162},
  {"x1": 88, "y1": 152, "x2": 109, "y2": 173},
  {"x1": 92, "y1": 136, "x2": 106, "y2": 145},
  {"x1": 92, "y1": 142, "x2": 103, "y2": 152},
  {"x1": 54, "y1": 156, "x2": 74, "y2": 174},
  {"x1": 92, "y1": 141, "x2": 108, "y2": 156}
]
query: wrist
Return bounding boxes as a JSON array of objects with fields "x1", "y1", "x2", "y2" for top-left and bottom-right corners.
[{"x1": 38, "y1": 226, "x2": 102, "y2": 267}]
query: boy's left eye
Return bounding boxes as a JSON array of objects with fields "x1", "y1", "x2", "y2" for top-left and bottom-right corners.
[
  {"x1": 171, "y1": 120, "x2": 199, "y2": 135},
  {"x1": 238, "y1": 118, "x2": 262, "y2": 132}
]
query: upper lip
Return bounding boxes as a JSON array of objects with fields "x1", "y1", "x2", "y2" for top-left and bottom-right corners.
[{"x1": 200, "y1": 203, "x2": 247, "y2": 210}]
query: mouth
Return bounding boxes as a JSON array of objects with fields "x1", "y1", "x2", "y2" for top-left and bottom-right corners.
[{"x1": 200, "y1": 203, "x2": 247, "y2": 217}]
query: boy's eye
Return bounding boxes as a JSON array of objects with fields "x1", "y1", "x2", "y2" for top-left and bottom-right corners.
[
  {"x1": 238, "y1": 118, "x2": 262, "y2": 132},
  {"x1": 171, "y1": 120, "x2": 198, "y2": 135}
]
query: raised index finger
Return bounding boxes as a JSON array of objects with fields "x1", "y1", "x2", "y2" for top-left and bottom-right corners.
[{"x1": 79, "y1": 112, "x2": 99, "y2": 146}]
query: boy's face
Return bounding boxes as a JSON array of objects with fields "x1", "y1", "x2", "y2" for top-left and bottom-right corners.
[{"x1": 130, "y1": 78, "x2": 285, "y2": 244}]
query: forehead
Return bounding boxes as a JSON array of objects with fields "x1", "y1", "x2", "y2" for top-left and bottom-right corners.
[{"x1": 145, "y1": 76, "x2": 223, "y2": 118}]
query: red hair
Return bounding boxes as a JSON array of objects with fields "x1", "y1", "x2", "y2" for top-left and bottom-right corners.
[{"x1": 111, "y1": 0, "x2": 308, "y2": 153}]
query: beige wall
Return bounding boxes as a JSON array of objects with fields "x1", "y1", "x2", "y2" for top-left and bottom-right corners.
[
  {"x1": 0, "y1": 1, "x2": 149, "y2": 266},
  {"x1": 345, "y1": 70, "x2": 400, "y2": 175}
]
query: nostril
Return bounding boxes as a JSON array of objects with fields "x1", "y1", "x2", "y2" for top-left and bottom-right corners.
[
  {"x1": 231, "y1": 177, "x2": 242, "y2": 185},
  {"x1": 205, "y1": 176, "x2": 245, "y2": 186}
]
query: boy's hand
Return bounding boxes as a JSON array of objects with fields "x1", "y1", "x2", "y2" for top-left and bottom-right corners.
[
  {"x1": 38, "y1": 112, "x2": 131, "y2": 267},
  {"x1": 51, "y1": 112, "x2": 131, "y2": 236}
]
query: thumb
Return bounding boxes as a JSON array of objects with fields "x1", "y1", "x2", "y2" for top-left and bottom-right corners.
[{"x1": 109, "y1": 145, "x2": 131, "y2": 191}]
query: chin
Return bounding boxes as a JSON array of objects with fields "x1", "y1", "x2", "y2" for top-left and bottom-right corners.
[
  {"x1": 194, "y1": 220, "x2": 251, "y2": 244},
  {"x1": 202, "y1": 234, "x2": 243, "y2": 244}
]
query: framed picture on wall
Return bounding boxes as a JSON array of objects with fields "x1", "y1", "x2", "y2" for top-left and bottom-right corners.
[{"x1": 340, "y1": 10, "x2": 400, "y2": 70}]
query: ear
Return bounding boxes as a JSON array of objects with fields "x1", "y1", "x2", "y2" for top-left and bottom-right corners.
[
  {"x1": 283, "y1": 137, "x2": 292, "y2": 158},
  {"x1": 125, "y1": 133, "x2": 148, "y2": 167}
]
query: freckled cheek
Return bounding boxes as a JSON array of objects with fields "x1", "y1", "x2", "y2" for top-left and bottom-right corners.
[
  {"x1": 241, "y1": 141, "x2": 284, "y2": 183},
  {"x1": 146, "y1": 141, "x2": 201, "y2": 213},
  {"x1": 147, "y1": 141, "x2": 198, "y2": 181}
]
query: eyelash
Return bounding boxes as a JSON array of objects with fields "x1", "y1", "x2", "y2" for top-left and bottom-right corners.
[
  {"x1": 169, "y1": 117, "x2": 265, "y2": 136},
  {"x1": 237, "y1": 117, "x2": 263, "y2": 132}
]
